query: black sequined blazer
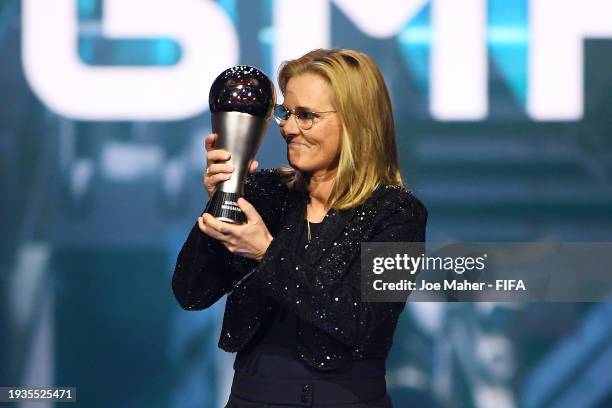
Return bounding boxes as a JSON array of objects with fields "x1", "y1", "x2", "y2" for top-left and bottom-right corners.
[{"x1": 172, "y1": 168, "x2": 428, "y2": 371}]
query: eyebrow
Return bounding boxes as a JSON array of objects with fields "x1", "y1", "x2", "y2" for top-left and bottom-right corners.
[{"x1": 284, "y1": 104, "x2": 317, "y2": 111}]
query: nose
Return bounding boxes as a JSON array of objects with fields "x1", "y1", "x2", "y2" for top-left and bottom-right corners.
[{"x1": 280, "y1": 113, "x2": 301, "y2": 139}]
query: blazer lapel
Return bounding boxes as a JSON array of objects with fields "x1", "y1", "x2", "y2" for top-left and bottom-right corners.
[
  {"x1": 272, "y1": 188, "x2": 307, "y2": 239},
  {"x1": 273, "y1": 187, "x2": 370, "y2": 265},
  {"x1": 303, "y1": 206, "x2": 357, "y2": 265},
  {"x1": 303, "y1": 187, "x2": 386, "y2": 265}
]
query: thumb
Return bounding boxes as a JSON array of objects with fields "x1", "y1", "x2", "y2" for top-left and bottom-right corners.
[{"x1": 237, "y1": 197, "x2": 260, "y2": 223}]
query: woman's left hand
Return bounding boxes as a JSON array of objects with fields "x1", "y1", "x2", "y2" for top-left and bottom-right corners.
[{"x1": 198, "y1": 197, "x2": 273, "y2": 261}]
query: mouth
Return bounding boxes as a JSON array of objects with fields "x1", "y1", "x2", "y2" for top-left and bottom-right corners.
[{"x1": 287, "y1": 138, "x2": 307, "y2": 147}]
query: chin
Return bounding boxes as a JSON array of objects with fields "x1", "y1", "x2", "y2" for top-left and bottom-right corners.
[
  {"x1": 288, "y1": 160, "x2": 305, "y2": 172},
  {"x1": 287, "y1": 153, "x2": 304, "y2": 170},
  {"x1": 287, "y1": 159, "x2": 311, "y2": 173}
]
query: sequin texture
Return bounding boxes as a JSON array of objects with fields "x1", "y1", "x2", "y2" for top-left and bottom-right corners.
[{"x1": 171, "y1": 169, "x2": 428, "y2": 371}]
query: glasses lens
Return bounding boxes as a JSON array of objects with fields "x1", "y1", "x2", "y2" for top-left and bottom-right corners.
[
  {"x1": 274, "y1": 104, "x2": 290, "y2": 122},
  {"x1": 295, "y1": 110, "x2": 314, "y2": 130}
]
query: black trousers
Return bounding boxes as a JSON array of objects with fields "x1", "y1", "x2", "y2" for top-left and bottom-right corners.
[{"x1": 224, "y1": 372, "x2": 393, "y2": 408}]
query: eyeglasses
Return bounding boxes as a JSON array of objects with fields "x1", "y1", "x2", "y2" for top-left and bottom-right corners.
[{"x1": 273, "y1": 104, "x2": 336, "y2": 130}]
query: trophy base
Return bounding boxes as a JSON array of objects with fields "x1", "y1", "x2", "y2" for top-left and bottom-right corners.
[{"x1": 205, "y1": 191, "x2": 245, "y2": 224}]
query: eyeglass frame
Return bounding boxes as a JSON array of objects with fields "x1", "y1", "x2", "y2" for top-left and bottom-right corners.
[{"x1": 273, "y1": 104, "x2": 337, "y2": 130}]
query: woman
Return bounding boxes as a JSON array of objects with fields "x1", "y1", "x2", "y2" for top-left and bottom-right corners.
[{"x1": 172, "y1": 48, "x2": 428, "y2": 407}]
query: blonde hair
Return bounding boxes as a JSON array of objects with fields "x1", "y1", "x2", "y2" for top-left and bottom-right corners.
[{"x1": 277, "y1": 48, "x2": 405, "y2": 210}]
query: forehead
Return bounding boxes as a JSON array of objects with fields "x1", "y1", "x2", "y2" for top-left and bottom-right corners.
[{"x1": 283, "y1": 73, "x2": 333, "y2": 109}]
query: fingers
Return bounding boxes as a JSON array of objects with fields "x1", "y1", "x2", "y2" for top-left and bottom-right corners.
[
  {"x1": 248, "y1": 160, "x2": 259, "y2": 174},
  {"x1": 204, "y1": 213, "x2": 235, "y2": 233},
  {"x1": 198, "y1": 214, "x2": 237, "y2": 241},
  {"x1": 204, "y1": 133, "x2": 232, "y2": 196},
  {"x1": 204, "y1": 133, "x2": 231, "y2": 167},
  {"x1": 197, "y1": 215, "x2": 207, "y2": 234},
  {"x1": 204, "y1": 172, "x2": 232, "y2": 191},
  {"x1": 203, "y1": 133, "x2": 260, "y2": 199},
  {"x1": 208, "y1": 163, "x2": 234, "y2": 174},
  {"x1": 204, "y1": 133, "x2": 218, "y2": 152},
  {"x1": 198, "y1": 215, "x2": 224, "y2": 240},
  {"x1": 204, "y1": 162, "x2": 234, "y2": 188},
  {"x1": 206, "y1": 149, "x2": 231, "y2": 166},
  {"x1": 237, "y1": 197, "x2": 260, "y2": 223}
]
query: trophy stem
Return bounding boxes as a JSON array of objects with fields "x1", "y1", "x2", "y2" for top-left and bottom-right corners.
[{"x1": 205, "y1": 191, "x2": 246, "y2": 224}]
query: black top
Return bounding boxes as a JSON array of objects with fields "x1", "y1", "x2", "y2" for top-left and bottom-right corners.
[{"x1": 233, "y1": 208, "x2": 386, "y2": 379}]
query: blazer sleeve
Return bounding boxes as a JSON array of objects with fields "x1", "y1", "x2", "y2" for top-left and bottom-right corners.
[
  {"x1": 170, "y1": 171, "x2": 278, "y2": 310},
  {"x1": 171, "y1": 222, "x2": 257, "y2": 310},
  {"x1": 251, "y1": 194, "x2": 428, "y2": 347}
]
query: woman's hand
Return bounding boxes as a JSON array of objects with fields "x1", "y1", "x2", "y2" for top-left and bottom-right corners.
[
  {"x1": 198, "y1": 197, "x2": 273, "y2": 261},
  {"x1": 203, "y1": 132, "x2": 259, "y2": 198}
]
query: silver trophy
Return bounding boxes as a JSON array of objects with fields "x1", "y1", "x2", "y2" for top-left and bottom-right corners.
[{"x1": 204, "y1": 66, "x2": 276, "y2": 224}]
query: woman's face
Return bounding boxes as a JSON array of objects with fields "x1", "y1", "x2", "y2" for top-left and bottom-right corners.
[{"x1": 280, "y1": 73, "x2": 342, "y2": 176}]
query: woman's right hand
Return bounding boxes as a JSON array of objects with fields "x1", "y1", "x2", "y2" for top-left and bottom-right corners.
[{"x1": 203, "y1": 133, "x2": 259, "y2": 198}]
